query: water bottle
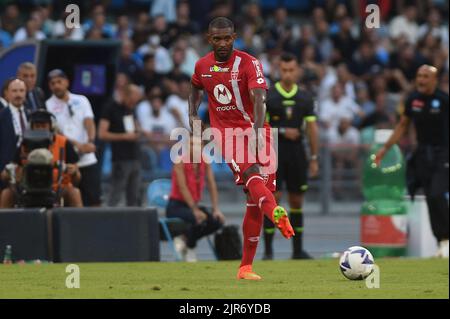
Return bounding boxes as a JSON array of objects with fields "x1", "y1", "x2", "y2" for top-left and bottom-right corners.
[
  {"x1": 361, "y1": 130, "x2": 408, "y2": 257},
  {"x1": 3, "y1": 245, "x2": 12, "y2": 264}
]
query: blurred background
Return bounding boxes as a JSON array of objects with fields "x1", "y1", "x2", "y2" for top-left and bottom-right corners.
[{"x1": 0, "y1": 0, "x2": 448, "y2": 261}]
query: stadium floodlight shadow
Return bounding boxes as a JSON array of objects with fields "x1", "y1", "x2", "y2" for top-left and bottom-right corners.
[{"x1": 146, "y1": 179, "x2": 217, "y2": 261}]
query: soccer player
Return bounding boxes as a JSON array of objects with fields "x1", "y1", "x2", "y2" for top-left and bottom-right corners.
[
  {"x1": 263, "y1": 53, "x2": 319, "y2": 260},
  {"x1": 189, "y1": 17, "x2": 294, "y2": 280}
]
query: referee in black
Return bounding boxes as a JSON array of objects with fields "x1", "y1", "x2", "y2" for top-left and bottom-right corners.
[
  {"x1": 376, "y1": 64, "x2": 448, "y2": 258},
  {"x1": 263, "y1": 53, "x2": 319, "y2": 260}
]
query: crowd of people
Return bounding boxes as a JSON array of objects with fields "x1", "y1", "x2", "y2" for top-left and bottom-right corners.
[{"x1": 0, "y1": 0, "x2": 449, "y2": 205}]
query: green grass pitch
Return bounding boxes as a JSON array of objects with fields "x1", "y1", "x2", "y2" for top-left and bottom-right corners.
[{"x1": 0, "y1": 258, "x2": 447, "y2": 299}]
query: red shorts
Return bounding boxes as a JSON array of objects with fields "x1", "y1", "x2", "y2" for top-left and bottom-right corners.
[{"x1": 220, "y1": 127, "x2": 277, "y2": 192}]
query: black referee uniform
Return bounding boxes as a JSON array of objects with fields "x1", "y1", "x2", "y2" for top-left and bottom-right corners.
[
  {"x1": 404, "y1": 88, "x2": 449, "y2": 242},
  {"x1": 264, "y1": 82, "x2": 317, "y2": 258}
]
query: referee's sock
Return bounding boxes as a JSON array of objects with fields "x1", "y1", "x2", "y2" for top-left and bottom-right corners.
[
  {"x1": 290, "y1": 208, "x2": 304, "y2": 257},
  {"x1": 263, "y1": 216, "x2": 275, "y2": 258}
]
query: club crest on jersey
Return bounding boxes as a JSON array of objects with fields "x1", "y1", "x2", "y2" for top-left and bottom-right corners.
[
  {"x1": 412, "y1": 99, "x2": 424, "y2": 112},
  {"x1": 213, "y1": 84, "x2": 233, "y2": 104},
  {"x1": 261, "y1": 174, "x2": 269, "y2": 185},
  {"x1": 231, "y1": 70, "x2": 239, "y2": 81},
  {"x1": 210, "y1": 65, "x2": 230, "y2": 72}
]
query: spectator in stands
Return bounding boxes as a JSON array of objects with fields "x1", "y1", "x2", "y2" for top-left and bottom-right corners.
[
  {"x1": 314, "y1": 18, "x2": 333, "y2": 63},
  {"x1": 319, "y1": 83, "x2": 362, "y2": 135},
  {"x1": 13, "y1": 17, "x2": 46, "y2": 43},
  {"x1": 118, "y1": 39, "x2": 142, "y2": 81},
  {"x1": 114, "y1": 15, "x2": 133, "y2": 40},
  {"x1": 265, "y1": 7, "x2": 297, "y2": 52},
  {"x1": 417, "y1": 31, "x2": 448, "y2": 72},
  {"x1": 52, "y1": 10, "x2": 85, "y2": 40},
  {"x1": 166, "y1": 1, "x2": 200, "y2": 46},
  {"x1": 353, "y1": 82, "x2": 375, "y2": 126},
  {"x1": 299, "y1": 44, "x2": 322, "y2": 93},
  {"x1": 136, "y1": 53, "x2": 163, "y2": 90},
  {"x1": 113, "y1": 73, "x2": 131, "y2": 104},
  {"x1": 0, "y1": 20, "x2": 13, "y2": 50},
  {"x1": 38, "y1": 5, "x2": 55, "y2": 38},
  {"x1": 349, "y1": 41, "x2": 384, "y2": 81},
  {"x1": 0, "y1": 79, "x2": 28, "y2": 174},
  {"x1": 330, "y1": 16, "x2": 358, "y2": 64},
  {"x1": 132, "y1": 11, "x2": 151, "y2": 49},
  {"x1": 82, "y1": 4, "x2": 114, "y2": 38},
  {"x1": 150, "y1": 14, "x2": 171, "y2": 49},
  {"x1": 16, "y1": 62, "x2": 45, "y2": 115},
  {"x1": 0, "y1": 3, "x2": 20, "y2": 37},
  {"x1": 166, "y1": 75, "x2": 190, "y2": 130},
  {"x1": 45, "y1": 69, "x2": 101, "y2": 206},
  {"x1": 418, "y1": 7, "x2": 448, "y2": 46},
  {"x1": 389, "y1": 4, "x2": 419, "y2": 45},
  {"x1": 319, "y1": 63, "x2": 355, "y2": 103},
  {"x1": 385, "y1": 43, "x2": 421, "y2": 94},
  {"x1": 359, "y1": 92, "x2": 395, "y2": 130},
  {"x1": 138, "y1": 34, "x2": 173, "y2": 75},
  {"x1": 99, "y1": 84, "x2": 142, "y2": 207},
  {"x1": 328, "y1": 115, "x2": 361, "y2": 200},
  {"x1": 137, "y1": 88, "x2": 177, "y2": 153},
  {"x1": 150, "y1": 0, "x2": 177, "y2": 23},
  {"x1": 163, "y1": 44, "x2": 188, "y2": 94},
  {"x1": 166, "y1": 135, "x2": 225, "y2": 262}
]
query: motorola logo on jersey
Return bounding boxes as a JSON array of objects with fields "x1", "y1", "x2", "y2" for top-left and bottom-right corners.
[
  {"x1": 216, "y1": 105, "x2": 237, "y2": 111},
  {"x1": 213, "y1": 84, "x2": 233, "y2": 104}
]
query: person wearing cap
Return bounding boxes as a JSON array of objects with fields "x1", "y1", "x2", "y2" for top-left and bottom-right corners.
[
  {"x1": 0, "y1": 109, "x2": 83, "y2": 208},
  {"x1": 375, "y1": 64, "x2": 449, "y2": 258},
  {"x1": 45, "y1": 69, "x2": 101, "y2": 206}
]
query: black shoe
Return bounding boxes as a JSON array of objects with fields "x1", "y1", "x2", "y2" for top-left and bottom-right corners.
[
  {"x1": 262, "y1": 252, "x2": 273, "y2": 260},
  {"x1": 292, "y1": 250, "x2": 313, "y2": 260}
]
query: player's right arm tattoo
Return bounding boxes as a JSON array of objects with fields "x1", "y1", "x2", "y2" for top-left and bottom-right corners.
[
  {"x1": 188, "y1": 84, "x2": 203, "y2": 128},
  {"x1": 250, "y1": 88, "x2": 267, "y2": 132}
]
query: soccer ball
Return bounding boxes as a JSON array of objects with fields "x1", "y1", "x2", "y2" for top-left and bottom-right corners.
[{"x1": 339, "y1": 246, "x2": 375, "y2": 280}]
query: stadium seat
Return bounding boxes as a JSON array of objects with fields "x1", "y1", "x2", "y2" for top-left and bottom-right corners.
[{"x1": 147, "y1": 179, "x2": 217, "y2": 261}]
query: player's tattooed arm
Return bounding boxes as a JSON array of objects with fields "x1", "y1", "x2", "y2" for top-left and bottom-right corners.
[
  {"x1": 188, "y1": 84, "x2": 204, "y2": 131},
  {"x1": 250, "y1": 88, "x2": 267, "y2": 132}
]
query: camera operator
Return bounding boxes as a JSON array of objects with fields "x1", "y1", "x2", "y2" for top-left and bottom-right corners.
[{"x1": 0, "y1": 110, "x2": 83, "y2": 208}]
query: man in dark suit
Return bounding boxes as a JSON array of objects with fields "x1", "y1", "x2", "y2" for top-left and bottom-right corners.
[
  {"x1": 0, "y1": 78, "x2": 12, "y2": 111},
  {"x1": 16, "y1": 62, "x2": 45, "y2": 115},
  {"x1": 0, "y1": 79, "x2": 28, "y2": 175}
]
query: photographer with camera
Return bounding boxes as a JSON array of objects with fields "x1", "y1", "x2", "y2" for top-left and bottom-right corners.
[{"x1": 0, "y1": 109, "x2": 83, "y2": 208}]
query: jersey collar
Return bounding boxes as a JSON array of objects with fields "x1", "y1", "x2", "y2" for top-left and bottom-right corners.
[{"x1": 275, "y1": 82, "x2": 298, "y2": 99}]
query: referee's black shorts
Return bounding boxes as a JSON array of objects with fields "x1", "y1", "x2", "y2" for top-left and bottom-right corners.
[
  {"x1": 276, "y1": 143, "x2": 308, "y2": 194},
  {"x1": 79, "y1": 163, "x2": 102, "y2": 206}
]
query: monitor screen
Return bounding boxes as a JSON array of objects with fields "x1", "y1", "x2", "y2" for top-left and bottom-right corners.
[{"x1": 72, "y1": 64, "x2": 106, "y2": 96}]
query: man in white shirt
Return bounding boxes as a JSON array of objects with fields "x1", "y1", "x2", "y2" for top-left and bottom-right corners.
[
  {"x1": 13, "y1": 18, "x2": 46, "y2": 43},
  {"x1": 389, "y1": 5, "x2": 419, "y2": 45},
  {"x1": 45, "y1": 69, "x2": 101, "y2": 206},
  {"x1": 137, "y1": 91, "x2": 177, "y2": 162},
  {"x1": 319, "y1": 83, "x2": 362, "y2": 135},
  {"x1": 166, "y1": 76, "x2": 190, "y2": 129}
]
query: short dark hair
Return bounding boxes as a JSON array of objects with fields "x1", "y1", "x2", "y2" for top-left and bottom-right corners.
[
  {"x1": 208, "y1": 17, "x2": 234, "y2": 32},
  {"x1": 280, "y1": 52, "x2": 298, "y2": 63},
  {"x1": 2, "y1": 77, "x2": 16, "y2": 97}
]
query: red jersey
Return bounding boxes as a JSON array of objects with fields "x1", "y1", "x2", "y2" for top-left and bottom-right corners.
[
  {"x1": 191, "y1": 49, "x2": 270, "y2": 131},
  {"x1": 191, "y1": 50, "x2": 277, "y2": 192},
  {"x1": 170, "y1": 159, "x2": 206, "y2": 203}
]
